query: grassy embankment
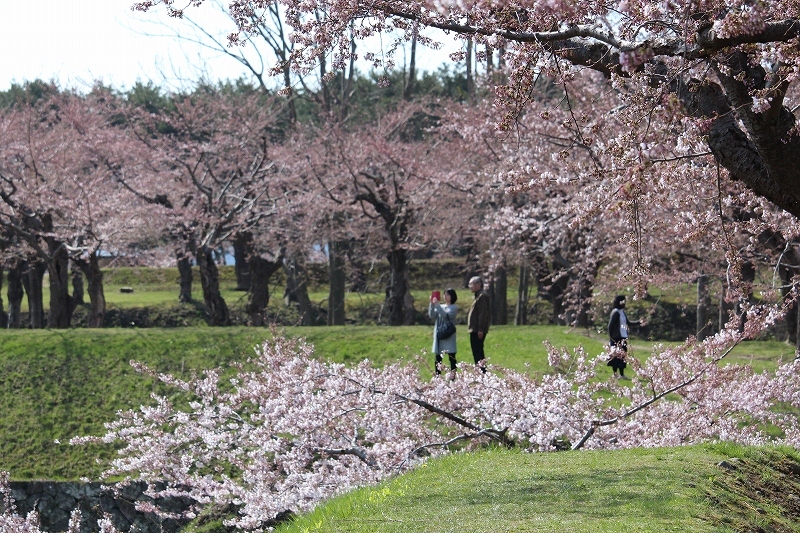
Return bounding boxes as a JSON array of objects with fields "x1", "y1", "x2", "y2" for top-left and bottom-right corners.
[
  {"x1": 271, "y1": 444, "x2": 800, "y2": 533},
  {"x1": 0, "y1": 326, "x2": 794, "y2": 480}
]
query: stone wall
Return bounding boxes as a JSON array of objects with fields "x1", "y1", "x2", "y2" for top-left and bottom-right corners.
[{"x1": 7, "y1": 481, "x2": 194, "y2": 533}]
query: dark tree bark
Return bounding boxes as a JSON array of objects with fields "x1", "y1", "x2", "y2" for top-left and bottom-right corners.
[
  {"x1": 23, "y1": 260, "x2": 46, "y2": 329},
  {"x1": 177, "y1": 250, "x2": 193, "y2": 304},
  {"x1": 490, "y1": 263, "x2": 508, "y2": 325},
  {"x1": 77, "y1": 252, "x2": 106, "y2": 328},
  {"x1": 246, "y1": 255, "x2": 282, "y2": 326},
  {"x1": 46, "y1": 240, "x2": 74, "y2": 329},
  {"x1": 465, "y1": 38, "x2": 474, "y2": 98},
  {"x1": 354, "y1": 175, "x2": 416, "y2": 326},
  {"x1": 283, "y1": 253, "x2": 314, "y2": 326},
  {"x1": 0, "y1": 268, "x2": 5, "y2": 329},
  {"x1": 328, "y1": 238, "x2": 347, "y2": 325},
  {"x1": 572, "y1": 263, "x2": 597, "y2": 329},
  {"x1": 71, "y1": 265, "x2": 85, "y2": 306},
  {"x1": 7, "y1": 260, "x2": 23, "y2": 329},
  {"x1": 545, "y1": 268, "x2": 569, "y2": 325},
  {"x1": 530, "y1": 227, "x2": 598, "y2": 328},
  {"x1": 403, "y1": 34, "x2": 417, "y2": 100},
  {"x1": 347, "y1": 239, "x2": 368, "y2": 293},
  {"x1": 696, "y1": 274, "x2": 712, "y2": 341},
  {"x1": 197, "y1": 247, "x2": 230, "y2": 326},
  {"x1": 515, "y1": 261, "x2": 530, "y2": 326},
  {"x1": 531, "y1": 24, "x2": 800, "y2": 218},
  {"x1": 386, "y1": 248, "x2": 415, "y2": 326},
  {"x1": 233, "y1": 231, "x2": 253, "y2": 291}
]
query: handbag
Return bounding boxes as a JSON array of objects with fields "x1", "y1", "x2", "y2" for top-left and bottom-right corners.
[{"x1": 436, "y1": 314, "x2": 456, "y2": 340}]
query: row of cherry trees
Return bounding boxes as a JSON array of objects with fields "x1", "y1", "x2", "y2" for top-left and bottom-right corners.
[
  {"x1": 0, "y1": 80, "x2": 500, "y2": 328},
  {"x1": 1, "y1": 76, "x2": 797, "y2": 339}
]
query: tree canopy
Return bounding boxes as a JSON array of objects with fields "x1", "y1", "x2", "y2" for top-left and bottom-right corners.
[{"x1": 133, "y1": 0, "x2": 800, "y2": 217}]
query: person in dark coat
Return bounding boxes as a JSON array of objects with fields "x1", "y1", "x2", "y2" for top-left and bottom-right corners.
[
  {"x1": 607, "y1": 294, "x2": 639, "y2": 379},
  {"x1": 467, "y1": 276, "x2": 491, "y2": 371}
]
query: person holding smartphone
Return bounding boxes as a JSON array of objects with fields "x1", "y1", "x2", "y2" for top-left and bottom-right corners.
[{"x1": 429, "y1": 288, "x2": 458, "y2": 376}]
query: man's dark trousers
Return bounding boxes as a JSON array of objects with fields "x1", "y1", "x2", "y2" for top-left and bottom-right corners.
[{"x1": 470, "y1": 331, "x2": 486, "y2": 370}]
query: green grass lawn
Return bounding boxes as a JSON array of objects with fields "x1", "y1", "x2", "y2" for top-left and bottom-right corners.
[{"x1": 271, "y1": 443, "x2": 800, "y2": 533}]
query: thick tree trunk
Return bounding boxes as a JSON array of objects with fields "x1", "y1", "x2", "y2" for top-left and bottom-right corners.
[
  {"x1": 7, "y1": 261, "x2": 23, "y2": 329},
  {"x1": 385, "y1": 248, "x2": 414, "y2": 326},
  {"x1": 0, "y1": 268, "x2": 5, "y2": 329},
  {"x1": 403, "y1": 34, "x2": 417, "y2": 100},
  {"x1": 177, "y1": 250, "x2": 193, "y2": 304},
  {"x1": 71, "y1": 265, "x2": 85, "y2": 306},
  {"x1": 47, "y1": 241, "x2": 74, "y2": 329},
  {"x1": 515, "y1": 261, "x2": 530, "y2": 326},
  {"x1": 547, "y1": 271, "x2": 569, "y2": 325},
  {"x1": 347, "y1": 240, "x2": 368, "y2": 293},
  {"x1": 78, "y1": 253, "x2": 106, "y2": 328},
  {"x1": 572, "y1": 263, "x2": 598, "y2": 328},
  {"x1": 233, "y1": 232, "x2": 253, "y2": 291},
  {"x1": 466, "y1": 38, "x2": 474, "y2": 98},
  {"x1": 22, "y1": 261, "x2": 46, "y2": 328},
  {"x1": 197, "y1": 247, "x2": 230, "y2": 326},
  {"x1": 794, "y1": 288, "x2": 800, "y2": 354},
  {"x1": 246, "y1": 255, "x2": 282, "y2": 326},
  {"x1": 328, "y1": 239, "x2": 346, "y2": 326},
  {"x1": 490, "y1": 264, "x2": 508, "y2": 325},
  {"x1": 283, "y1": 254, "x2": 314, "y2": 326},
  {"x1": 696, "y1": 274, "x2": 712, "y2": 341}
]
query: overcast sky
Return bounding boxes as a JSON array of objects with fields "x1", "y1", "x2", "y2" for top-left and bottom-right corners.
[{"x1": 0, "y1": 0, "x2": 460, "y2": 93}]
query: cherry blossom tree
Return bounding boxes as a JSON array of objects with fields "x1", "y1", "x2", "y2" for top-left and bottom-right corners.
[
  {"x1": 119, "y1": 86, "x2": 290, "y2": 326},
  {"x1": 0, "y1": 85, "x2": 150, "y2": 328},
  {"x1": 133, "y1": 0, "x2": 800, "y2": 213},
  {"x1": 303, "y1": 102, "x2": 484, "y2": 325}
]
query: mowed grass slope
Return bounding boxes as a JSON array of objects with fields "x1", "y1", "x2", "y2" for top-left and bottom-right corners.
[
  {"x1": 273, "y1": 444, "x2": 800, "y2": 533},
  {"x1": 1, "y1": 326, "x2": 795, "y2": 480}
]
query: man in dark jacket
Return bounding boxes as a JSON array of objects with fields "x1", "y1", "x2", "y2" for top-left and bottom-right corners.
[{"x1": 467, "y1": 276, "x2": 491, "y2": 371}]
